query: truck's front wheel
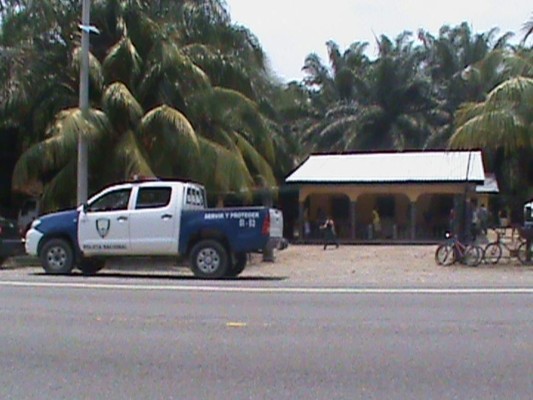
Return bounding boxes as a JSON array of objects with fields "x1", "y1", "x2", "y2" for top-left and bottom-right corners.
[
  {"x1": 40, "y1": 238, "x2": 74, "y2": 275},
  {"x1": 190, "y1": 240, "x2": 228, "y2": 279}
]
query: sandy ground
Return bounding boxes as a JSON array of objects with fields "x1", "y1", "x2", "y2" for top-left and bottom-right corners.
[
  {"x1": 2, "y1": 244, "x2": 532, "y2": 287},
  {"x1": 240, "y1": 244, "x2": 533, "y2": 287}
]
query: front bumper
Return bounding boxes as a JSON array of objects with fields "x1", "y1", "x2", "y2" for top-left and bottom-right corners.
[{"x1": 25, "y1": 228, "x2": 44, "y2": 256}]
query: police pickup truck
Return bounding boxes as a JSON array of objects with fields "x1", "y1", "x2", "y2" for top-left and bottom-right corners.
[{"x1": 25, "y1": 180, "x2": 284, "y2": 278}]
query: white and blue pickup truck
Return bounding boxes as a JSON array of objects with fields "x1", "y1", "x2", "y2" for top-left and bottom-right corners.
[{"x1": 25, "y1": 180, "x2": 285, "y2": 278}]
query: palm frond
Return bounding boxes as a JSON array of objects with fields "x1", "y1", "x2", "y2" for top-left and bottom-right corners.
[
  {"x1": 102, "y1": 82, "x2": 144, "y2": 133},
  {"x1": 195, "y1": 136, "x2": 254, "y2": 196},
  {"x1": 39, "y1": 159, "x2": 77, "y2": 212},
  {"x1": 182, "y1": 43, "x2": 256, "y2": 99},
  {"x1": 139, "y1": 105, "x2": 200, "y2": 176},
  {"x1": 139, "y1": 41, "x2": 211, "y2": 107},
  {"x1": 502, "y1": 50, "x2": 533, "y2": 77},
  {"x1": 455, "y1": 102, "x2": 487, "y2": 125},
  {"x1": 234, "y1": 133, "x2": 276, "y2": 187},
  {"x1": 71, "y1": 48, "x2": 105, "y2": 97},
  {"x1": 211, "y1": 87, "x2": 276, "y2": 163},
  {"x1": 485, "y1": 77, "x2": 533, "y2": 108},
  {"x1": 12, "y1": 108, "x2": 111, "y2": 194},
  {"x1": 102, "y1": 36, "x2": 143, "y2": 88},
  {"x1": 108, "y1": 129, "x2": 154, "y2": 181},
  {"x1": 450, "y1": 109, "x2": 531, "y2": 153}
]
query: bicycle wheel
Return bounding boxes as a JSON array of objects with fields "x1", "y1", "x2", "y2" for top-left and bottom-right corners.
[
  {"x1": 435, "y1": 244, "x2": 455, "y2": 266},
  {"x1": 463, "y1": 245, "x2": 483, "y2": 267},
  {"x1": 483, "y1": 243, "x2": 502, "y2": 264},
  {"x1": 517, "y1": 242, "x2": 533, "y2": 265}
]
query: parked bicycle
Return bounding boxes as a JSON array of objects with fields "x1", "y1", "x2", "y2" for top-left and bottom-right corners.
[
  {"x1": 435, "y1": 232, "x2": 484, "y2": 267},
  {"x1": 517, "y1": 226, "x2": 533, "y2": 265},
  {"x1": 483, "y1": 228, "x2": 524, "y2": 265},
  {"x1": 484, "y1": 226, "x2": 533, "y2": 265}
]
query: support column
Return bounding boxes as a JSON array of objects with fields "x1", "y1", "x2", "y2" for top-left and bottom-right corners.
[
  {"x1": 298, "y1": 201, "x2": 305, "y2": 241},
  {"x1": 453, "y1": 194, "x2": 462, "y2": 237},
  {"x1": 410, "y1": 201, "x2": 417, "y2": 240},
  {"x1": 350, "y1": 200, "x2": 357, "y2": 240},
  {"x1": 262, "y1": 187, "x2": 274, "y2": 262}
]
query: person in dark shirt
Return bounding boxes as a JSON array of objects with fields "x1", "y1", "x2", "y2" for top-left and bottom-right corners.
[{"x1": 321, "y1": 216, "x2": 339, "y2": 250}]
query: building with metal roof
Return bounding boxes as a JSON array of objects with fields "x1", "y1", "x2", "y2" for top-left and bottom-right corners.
[
  {"x1": 286, "y1": 151, "x2": 485, "y2": 184},
  {"x1": 285, "y1": 150, "x2": 495, "y2": 243}
]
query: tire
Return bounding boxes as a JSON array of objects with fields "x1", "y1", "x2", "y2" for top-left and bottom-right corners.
[
  {"x1": 190, "y1": 240, "x2": 228, "y2": 279},
  {"x1": 483, "y1": 243, "x2": 502, "y2": 265},
  {"x1": 40, "y1": 238, "x2": 74, "y2": 274},
  {"x1": 517, "y1": 242, "x2": 533, "y2": 265},
  {"x1": 225, "y1": 252, "x2": 247, "y2": 278},
  {"x1": 78, "y1": 258, "x2": 106, "y2": 275},
  {"x1": 435, "y1": 244, "x2": 455, "y2": 266},
  {"x1": 463, "y1": 245, "x2": 483, "y2": 267}
]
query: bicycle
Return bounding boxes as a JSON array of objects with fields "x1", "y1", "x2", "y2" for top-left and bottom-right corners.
[
  {"x1": 516, "y1": 226, "x2": 533, "y2": 265},
  {"x1": 483, "y1": 228, "x2": 524, "y2": 265},
  {"x1": 435, "y1": 232, "x2": 484, "y2": 267}
]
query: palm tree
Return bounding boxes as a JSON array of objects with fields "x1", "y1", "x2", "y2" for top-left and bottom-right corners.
[
  {"x1": 522, "y1": 13, "x2": 533, "y2": 44},
  {"x1": 300, "y1": 34, "x2": 437, "y2": 153},
  {"x1": 450, "y1": 76, "x2": 533, "y2": 203},
  {"x1": 0, "y1": 0, "x2": 82, "y2": 147},
  {"x1": 450, "y1": 76, "x2": 533, "y2": 152},
  {"x1": 3, "y1": 0, "x2": 285, "y2": 210},
  {"x1": 419, "y1": 22, "x2": 514, "y2": 147}
]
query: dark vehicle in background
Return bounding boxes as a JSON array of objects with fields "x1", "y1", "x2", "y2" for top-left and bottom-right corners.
[{"x1": 0, "y1": 215, "x2": 24, "y2": 266}]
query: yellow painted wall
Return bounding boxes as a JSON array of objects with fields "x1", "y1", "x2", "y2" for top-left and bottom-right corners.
[{"x1": 299, "y1": 183, "x2": 471, "y2": 203}]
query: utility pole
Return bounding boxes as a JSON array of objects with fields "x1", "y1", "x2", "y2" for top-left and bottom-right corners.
[{"x1": 77, "y1": 0, "x2": 91, "y2": 205}]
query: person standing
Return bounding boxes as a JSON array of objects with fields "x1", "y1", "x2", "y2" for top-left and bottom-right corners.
[
  {"x1": 448, "y1": 207, "x2": 456, "y2": 234},
  {"x1": 465, "y1": 198, "x2": 478, "y2": 243},
  {"x1": 321, "y1": 216, "x2": 339, "y2": 250},
  {"x1": 478, "y1": 203, "x2": 489, "y2": 235},
  {"x1": 372, "y1": 208, "x2": 381, "y2": 239}
]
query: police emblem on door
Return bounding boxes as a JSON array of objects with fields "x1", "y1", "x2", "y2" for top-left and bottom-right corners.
[{"x1": 96, "y1": 219, "x2": 111, "y2": 238}]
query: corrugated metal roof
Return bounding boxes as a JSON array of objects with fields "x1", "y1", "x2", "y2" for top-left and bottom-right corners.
[
  {"x1": 476, "y1": 173, "x2": 500, "y2": 193},
  {"x1": 285, "y1": 151, "x2": 485, "y2": 184}
]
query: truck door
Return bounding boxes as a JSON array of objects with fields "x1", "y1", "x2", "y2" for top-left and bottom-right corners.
[
  {"x1": 78, "y1": 188, "x2": 132, "y2": 255},
  {"x1": 129, "y1": 186, "x2": 177, "y2": 255}
]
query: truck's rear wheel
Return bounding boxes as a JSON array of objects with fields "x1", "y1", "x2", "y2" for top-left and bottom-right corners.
[
  {"x1": 78, "y1": 258, "x2": 106, "y2": 275},
  {"x1": 226, "y1": 252, "x2": 247, "y2": 277},
  {"x1": 40, "y1": 238, "x2": 74, "y2": 274},
  {"x1": 190, "y1": 240, "x2": 228, "y2": 279}
]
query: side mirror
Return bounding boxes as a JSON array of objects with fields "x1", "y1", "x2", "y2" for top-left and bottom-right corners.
[{"x1": 82, "y1": 202, "x2": 89, "y2": 213}]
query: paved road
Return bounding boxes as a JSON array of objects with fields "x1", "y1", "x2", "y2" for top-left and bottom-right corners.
[{"x1": 0, "y1": 277, "x2": 532, "y2": 399}]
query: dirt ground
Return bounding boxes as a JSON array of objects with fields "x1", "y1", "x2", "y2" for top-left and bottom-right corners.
[
  {"x1": 241, "y1": 244, "x2": 533, "y2": 286},
  {"x1": 2, "y1": 243, "x2": 532, "y2": 287}
]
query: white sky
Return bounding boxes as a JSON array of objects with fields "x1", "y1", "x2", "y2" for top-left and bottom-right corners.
[{"x1": 225, "y1": 0, "x2": 532, "y2": 82}]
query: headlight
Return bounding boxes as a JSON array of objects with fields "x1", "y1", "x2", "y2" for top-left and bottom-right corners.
[{"x1": 31, "y1": 219, "x2": 42, "y2": 229}]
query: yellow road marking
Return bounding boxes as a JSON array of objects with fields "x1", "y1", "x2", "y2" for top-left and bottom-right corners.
[{"x1": 226, "y1": 322, "x2": 247, "y2": 328}]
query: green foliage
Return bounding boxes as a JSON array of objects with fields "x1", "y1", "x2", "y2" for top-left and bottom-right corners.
[
  {"x1": 2, "y1": 0, "x2": 287, "y2": 210},
  {"x1": 1, "y1": 2, "x2": 532, "y2": 211}
]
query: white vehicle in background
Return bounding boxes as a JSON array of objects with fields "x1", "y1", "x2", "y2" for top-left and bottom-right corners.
[{"x1": 524, "y1": 200, "x2": 533, "y2": 229}]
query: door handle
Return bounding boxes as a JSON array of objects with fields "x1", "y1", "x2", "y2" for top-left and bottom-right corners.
[
  {"x1": 161, "y1": 214, "x2": 173, "y2": 220},
  {"x1": 117, "y1": 216, "x2": 128, "y2": 222}
]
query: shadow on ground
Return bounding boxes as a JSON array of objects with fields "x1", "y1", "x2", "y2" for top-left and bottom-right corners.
[{"x1": 29, "y1": 270, "x2": 287, "y2": 282}]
